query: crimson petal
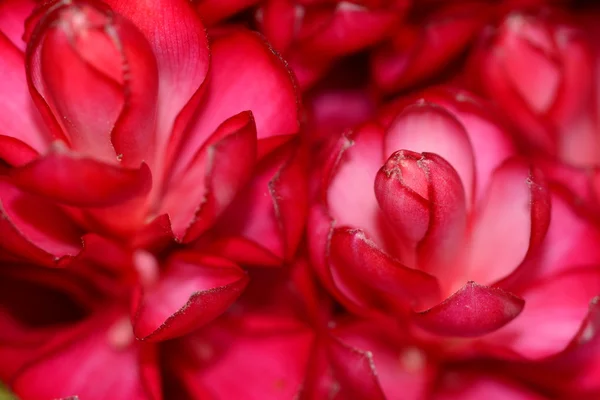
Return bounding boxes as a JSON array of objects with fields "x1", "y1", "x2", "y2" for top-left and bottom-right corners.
[
  {"x1": 11, "y1": 148, "x2": 152, "y2": 207},
  {"x1": 414, "y1": 281, "x2": 524, "y2": 337},
  {"x1": 132, "y1": 252, "x2": 248, "y2": 342}
]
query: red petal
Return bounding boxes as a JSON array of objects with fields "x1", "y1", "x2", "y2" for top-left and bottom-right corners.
[
  {"x1": 0, "y1": 135, "x2": 38, "y2": 167},
  {"x1": 11, "y1": 148, "x2": 152, "y2": 207},
  {"x1": 195, "y1": 0, "x2": 261, "y2": 25},
  {"x1": 258, "y1": 0, "x2": 297, "y2": 51},
  {"x1": 433, "y1": 372, "x2": 547, "y2": 400},
  {"x1": 385, "y1": 103, "x2": 476, "y2": 206},
  {"x1": 172, "y1": 29, "x2": 299, "y2": 179},
  {"x1": 0, "y1": 33, "x2": 46, "y2": 152},
  {"x1": 132, "y1": 253, "x2": 248, "y2": 342},
  {"x1": 414, "y1": 281, "x2": 524, "y2": 337},
  {"x1": 375, "y1": 150, "x2": 467, "y2": 275},
  {"x1": 171, "y1": 316, "x2": 313, "y2": 399},
  {"x1": 105, "y1": 0, "x2": 209, "y2": 164},
  {"x1": 0, "y1": 0, "x2": 36, "y2": 51},
  {"x1": 485, "y1": 268, "x2": 600, "y2": 359},
  {"x1": 460, "y1": 160, "x2": 550, "y2": 287},
  {"x1": 161, "y1": 112, "x2": 257, "y2": 242},
  {"x1": 211, "y1": 139, "x2": 307, "y2": 264},
  {"x1": 327, "y1": 336, "x2": 386, "y2": 400},
  {"x1": 329, "y1": 228, "x2": 440, "y2": 314},
  {"x1": 11, "y1": 312, "x2": 161, "y2": 400},
  {"x1": 0, "y1": 179, "x2": 82, "y2": 265}
]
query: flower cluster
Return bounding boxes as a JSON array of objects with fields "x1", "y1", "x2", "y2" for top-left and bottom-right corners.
[{"x1": 0, "y1": 0, "x2": 599, "y2": 399}]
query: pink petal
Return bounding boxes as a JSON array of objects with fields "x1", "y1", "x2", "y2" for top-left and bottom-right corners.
[
  {"x1": 258, "y1": 0, "x2": 297, "y2": 51},
  {"x1": 132, "y1": 252, "x2": 248, "y2": 341},
  {"x1": 11, "y1": 148, "x2": 152, "y2": 207},
  {"x1": 172, "y1": 29, "x2": 299, "y2": 180},
  {"x1": 105, "y1": 0, "x2": 209, "y2": 166},
  {"x1": 484, "y1": 268, "x2": 600, "y2": 359},
  {"x1": 329, "y1": 228, "x2": 440, "y2": 314},
  {"x1": 385, "y1": 103, "x2": 476, "y2": 206},
  {"x1": 414, "y1": 281, "x2": 525, "y2": 337},
  {"x1": 0, "y1": 33, "x2": 46, "y2": 152},
  {"x1": 161, "y1": 112, "x2": 257, "y2": 242},
  {"x1": 326, "y1": 123, "x2": 386, "y2": 246},
  {"x1": 211, "y1": 139, "x2": 307, "y2": 264},
  {"x1": 433, "y1": 372, "x2": 547, "y2": 400},
  {"x1": 0, "y1": 0, "x2": 36, "y2": 51},
  {"x1": 375, "y1": 150, "x2": 467, "y2": 275},
  {"x1": 460, "y1": 160, "x2": 550, "y2": 287},
  {"x1": 11, "y1": 312, "x2": 161, "y2": 400},
  {"x1": 327, "y1": 336, "x2": 387, "y2": 400},
  {"x1": 332, "y1": 320, "x2": 434, "y2": 400},
  {"x1": 171, "y1": 316, "x2": 313, "y2": 399},
  {"x1": 0, "y1": 179, "x2": 82, "y2": 265}
]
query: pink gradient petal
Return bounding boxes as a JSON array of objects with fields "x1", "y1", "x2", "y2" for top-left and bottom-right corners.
[
  {"x1": 11, "y1": 312, "x2": 160, "y2": 400},
  {"x1": 461, "y1": 160, "x2": 550, "y2": 286},
  {"x1": 0, "y1": 0, "x2": 36, "y2": 51},
  {"x1": 327, "y1": 123, "x2": 386, "y2": 244},
  {"x1": 106, "y1": 0, "x2": 209, "y2": 165},
  {"x1": 485, "y1": 268, "x2": 600, "y2": 359},
  {"x1": 11, "y1": 149, "x2": 152, "y2": 207},
  {"x1": 434, "y1": 372, "x2": 547, "y2": 400},
  {"x1": 0, "y1": 33, "x2": 46, "y2": 152},
  {"x1": 384, "y1": 103, "x2": 476, "y2": 206},
  {"x1": 172, "y1": 29, "x2": 299, "y2": 179},
  {"x1": 329, "y1": 228, "x2": 440, "y2": 314},
  {"x1": 161, "y1": 112, "x2": 257, "y2": 242},
  {"x1": 132, "y1": 253, "x2": 248, "y2": 342},
  {"x1": 414, "y1": 281, "x2": 524, "y2": 337},
  {"x1": 0, "y1": 179, "x2": 82, "y2": 265}
]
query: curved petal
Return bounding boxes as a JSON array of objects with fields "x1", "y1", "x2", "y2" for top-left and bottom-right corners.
[
  {"x1": 414, "y1": 281, "x2": 525, "y2": 337},
  {"x1": 161, "y1": 112, "x2": 257, "y2": 242},
  {"x1": 132, "y1": 253, "x2": 248, "y2": 342},
  {"x1": 460, "y1": 159, "x2": 550, "y2": 287},
  {"x1": 327, "y1": 123, "x2": 386, "y2": 246},
  {"x1": 11, "y1": 147, "x2": 152, "y2": 207},
  {"x1": 11, "y1": 312, "x2": 160, "y2": 400},
  {"x1": 172, "y1": 29, "x2": 300, "y2": 179},
  {"x1": 211, "y1": 139, "x2": 307, "y2": 265},
  {"x1": 0, "y1": 179, "x2": 82, "y2": 265},
  {"x1": 195, "y1": 0, "x2": 261, "y2": 25},
  {"x1": 0, "y1": 135, "x2": 38, "y2": 167},
  {"x1": 0, "y1": 33, "x2": 46, "y2": 152},
  {"x1": 329, "y1": 228, "x2": 440, "y2": 314},
  {"x1": 27, "y1": 2, "x2": 159, "y2": 165},
  {"x1": 375, "y1": 150, "x2": 467, "y2": 275},
  {"x1": 484, "y1": 268, "x2": 600, "y2": 360},
  {"x1": 105, "y1": 0, "x2": 209, "y2": 165},
  {"x1": 433, "y1": 372, "x2": 547, "y2": 400},
  {"x1": 385, "y1": 103, "x2": 476, "y2": 206}
]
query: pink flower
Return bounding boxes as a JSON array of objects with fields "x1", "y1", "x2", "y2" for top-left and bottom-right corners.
[{"x1": 309, "y1": 86, "x2": 600, "y2": 363}]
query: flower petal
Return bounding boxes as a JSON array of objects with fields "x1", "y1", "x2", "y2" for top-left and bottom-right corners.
[
  {"x1": 0, "y1": 33, "x2": 46, "y2": 152},
  {"x1": 414, "y1": 281, "x2": 524, "y2": 337},
  {"x1": 161, "y1": 111, "x2": 258, "y2": 242},
  {"x1": 0, "y1": 135, "x2": 38, "y2": 167},
  {"x1": 0, "y1": 179, "x2": 82, "y2": 265},
  {"x1": 461, "y1": 159, "x2": 550, "y2": 286},
  {"x1": 105, "y1": 0, "x2": 209, "y2": 164},
  {"x1": 195, "y1": 0, "x2": 261, "y2": 25},
  {"x1": 11, "y1": 312, "x2": 161, "y2": 400},
  {"x1": 172, "y1": 29, "x2": 299, "y2": 179},
  {"x1": 0, "y1": 0, "x2": 36, "y2": 51},
  {"x1": 11, "y1": 148, "x2": 152, "y2": 207},
  {"x1": 132, "y1": 252, "x2": 248, "y2": 342},
  {"x1": 384, "y1": 103, "x2": 476, "y2": 206}
]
